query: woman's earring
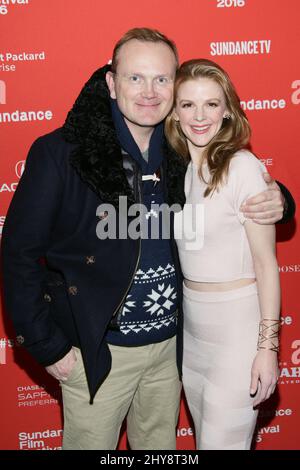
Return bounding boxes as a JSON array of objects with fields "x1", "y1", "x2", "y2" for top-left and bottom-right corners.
[{"x1": 224, "y1": 114, "x2": 231, "y2": 120}]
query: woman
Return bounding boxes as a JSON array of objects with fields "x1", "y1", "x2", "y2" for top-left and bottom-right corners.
[{"x1": 165, "y1": 59, "x2": 280, "y2": 450}]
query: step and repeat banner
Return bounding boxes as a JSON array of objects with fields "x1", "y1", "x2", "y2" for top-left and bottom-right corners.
[{"x1": 0, "y1": 0, "x2": 299, "y2": 451}]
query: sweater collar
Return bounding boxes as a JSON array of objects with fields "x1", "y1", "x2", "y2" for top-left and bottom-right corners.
[{"x1": 110, "y1": 98, "x2": 164, "y2": 176}]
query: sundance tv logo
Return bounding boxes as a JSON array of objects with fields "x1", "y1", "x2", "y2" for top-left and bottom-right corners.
[
  {"x1": 0, "y1": 0, "x2": 30, "y2": 16},
  {"x1": 210, "y1": 39, "x2": 271, "y2": 56}
]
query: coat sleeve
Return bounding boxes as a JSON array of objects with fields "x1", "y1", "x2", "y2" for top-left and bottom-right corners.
[
  {"x1": 276, "y1": 180, "x2": 296, "y2": 224},
  {"x1": 1, "y1": 135, "x2": 72, "y2": 366}
]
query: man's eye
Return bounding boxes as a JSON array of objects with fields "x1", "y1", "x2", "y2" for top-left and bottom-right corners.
[
  {"x1": 157, "y1": 76, "x2": 168, "y2": 84},
  {"x1": 130, "y1": 75, "x2": 141, "y2": 82}
]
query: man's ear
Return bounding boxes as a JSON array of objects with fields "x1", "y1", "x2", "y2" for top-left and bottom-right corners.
[{"x1": 106, "y1": 71, "x2": 116, "y2": 99}]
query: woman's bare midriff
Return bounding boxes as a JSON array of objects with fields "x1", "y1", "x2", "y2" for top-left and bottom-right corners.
[{"x1": 184, "y1": 278, "x2": 256, "y2": 292}]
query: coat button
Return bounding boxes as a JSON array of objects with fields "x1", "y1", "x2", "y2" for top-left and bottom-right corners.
[
  {"x1": 86, "y1": 256, "x2": 95, "y2": 265},
  {"x1": 68, "y1": 286, "x2": 78, "y2": 296},
  {"x1": 16, "y1": 335, "x2": 25, "y2": 345},
  {"x1": 44, "y1": 293, "x2": 52, "y2": 302}
]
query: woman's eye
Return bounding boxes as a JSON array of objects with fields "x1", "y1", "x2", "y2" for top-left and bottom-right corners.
[
  {"x1": 182, "y1": 103, "x2": 192, "y2": 108},
  {"x1": 208, "y1": 102, "x2": 218, "y2": 107}
]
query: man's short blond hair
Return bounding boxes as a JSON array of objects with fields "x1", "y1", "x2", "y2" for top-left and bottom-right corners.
[{"x1": 111, "y1": 27, "x2": 179, "y2": 72}]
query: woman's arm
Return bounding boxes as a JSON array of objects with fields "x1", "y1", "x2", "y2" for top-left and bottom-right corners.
[{"x1": 244, "y1": 220, "x2": 280, "y2": 407}]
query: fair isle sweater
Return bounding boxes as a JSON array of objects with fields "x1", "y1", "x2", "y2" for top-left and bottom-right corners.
[{"x1": 105, "y1": 101, "x2": 178, "y2": 346}]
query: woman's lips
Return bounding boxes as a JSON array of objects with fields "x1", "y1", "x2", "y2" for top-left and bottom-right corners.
[{"x1": 190, "y1": 124, "x2": 210, "y2": 134}]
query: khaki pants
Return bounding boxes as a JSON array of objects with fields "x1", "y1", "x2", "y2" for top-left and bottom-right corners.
[{"x1": 61, "y1": 336, "x2": 181, "y2": 450}]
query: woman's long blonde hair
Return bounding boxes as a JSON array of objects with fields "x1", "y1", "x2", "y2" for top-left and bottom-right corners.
[{"x1": 165, "y1": 59, "x2": 251, "y2": 196}]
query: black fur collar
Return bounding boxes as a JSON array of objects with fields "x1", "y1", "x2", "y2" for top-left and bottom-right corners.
[{"x1": 62, "y1": 64, "x2": 186, "y2": 208}]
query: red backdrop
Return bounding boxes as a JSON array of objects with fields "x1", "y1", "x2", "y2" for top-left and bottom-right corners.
[{"x1": 0, "y1": 0, "x2": 299, "y2": 451}]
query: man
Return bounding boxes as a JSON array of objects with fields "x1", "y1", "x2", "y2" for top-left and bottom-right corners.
[{"x1": 1, "y1": 28, "x2": 295, "y2": 450}]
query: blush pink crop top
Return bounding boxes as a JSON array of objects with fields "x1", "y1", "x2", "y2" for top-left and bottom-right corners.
[{"x1": 174, "y1": 150, "x2": 268, "y2": 282}]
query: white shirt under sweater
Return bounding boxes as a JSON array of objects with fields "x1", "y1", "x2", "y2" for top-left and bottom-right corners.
[{"x1": 174, "y1": 150, "x2": 268, "y2": 282}]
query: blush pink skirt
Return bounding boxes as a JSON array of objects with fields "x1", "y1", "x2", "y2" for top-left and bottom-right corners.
[{"x1": 182, "y1": 282, "x2": 260, "y2": 450}]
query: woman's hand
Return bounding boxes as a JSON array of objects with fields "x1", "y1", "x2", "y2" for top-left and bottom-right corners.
[
  {"x1": 240, "y1": 173, "x2": 284, "y2": 224},
  {"x1": 250, "y1": 349, "x2": 279, "y2": 407}
]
